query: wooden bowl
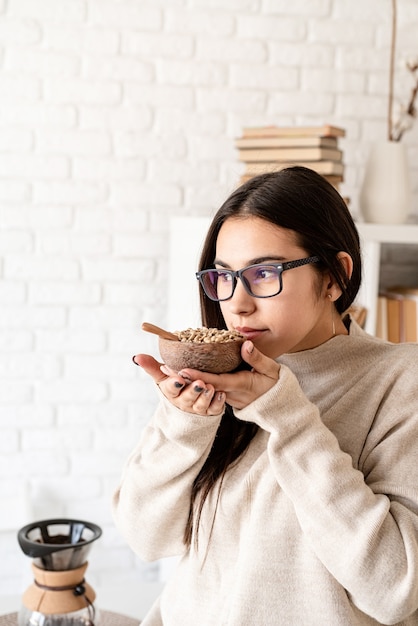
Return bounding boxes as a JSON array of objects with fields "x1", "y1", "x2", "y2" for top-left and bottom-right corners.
[{"x1": 159, "y1": 333, "x2": 244, "y2": 374}]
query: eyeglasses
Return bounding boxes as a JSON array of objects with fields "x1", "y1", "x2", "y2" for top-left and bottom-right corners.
[{"x1": 196, "y1": 256, "x2": 320, "y2": 302}]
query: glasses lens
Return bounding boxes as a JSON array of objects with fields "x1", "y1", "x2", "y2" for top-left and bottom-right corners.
[
  {"x1": 201, "y1": 270, "x2": 234, "y2": 301},
  {"x1": 242, "y1": 265, "x2": 281, "y2": 297}
]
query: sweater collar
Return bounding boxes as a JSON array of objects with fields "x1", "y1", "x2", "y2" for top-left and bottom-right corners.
[{"x1": 276, "y1": 315, "x2": 364, "y2": 374}]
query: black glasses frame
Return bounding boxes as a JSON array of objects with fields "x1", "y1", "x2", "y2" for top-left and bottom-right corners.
[{"x1": 196, "y1": 256, "x2": 320, "y2": 302}]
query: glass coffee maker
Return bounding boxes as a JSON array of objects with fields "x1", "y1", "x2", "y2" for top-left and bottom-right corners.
[{"x1": 17, "y1": 518, "x2": 102, "y2": 626}]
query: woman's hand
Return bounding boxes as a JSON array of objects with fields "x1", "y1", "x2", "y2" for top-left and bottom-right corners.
[
  {"x1": 163, "y1": 340, "x2": 280, "y2": 410},
  {"x1": 132, "y1": 353, "x2": 226, "y2": 416}
]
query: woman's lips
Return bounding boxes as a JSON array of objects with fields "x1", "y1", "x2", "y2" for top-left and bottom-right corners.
[{"x1": 235, "y1": 327, "x2": 266, "y2": 341}]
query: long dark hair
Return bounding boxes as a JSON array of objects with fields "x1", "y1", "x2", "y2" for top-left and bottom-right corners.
[{"x1": 184, "y1": 167, "x2": 362, "y2": 545}]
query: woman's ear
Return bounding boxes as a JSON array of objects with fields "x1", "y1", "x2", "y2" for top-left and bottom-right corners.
[
  {"x1": 324, "y1": 252, "x2": 353, "y2": 298},
  {"x1": 336, "y1": 251, "x2": 353, "y2": 282}
]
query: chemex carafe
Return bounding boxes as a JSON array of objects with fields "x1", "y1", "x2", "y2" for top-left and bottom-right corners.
[{"x1": 17, "y1": 518, "x2": 102, "y2": 626}]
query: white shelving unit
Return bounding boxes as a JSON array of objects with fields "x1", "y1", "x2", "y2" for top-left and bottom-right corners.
[
  {"x1": 356, "y1": 223, "x2": 418, "y2": 335},
  {"x1": 169, "y1": 218, "x2": 418, "y2": 337},
  {"x1": 168, "y1": 217, "x2": 211, "y2": 330}
]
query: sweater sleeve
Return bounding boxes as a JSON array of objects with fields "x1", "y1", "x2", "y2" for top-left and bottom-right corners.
[
  {"x1": 112, "y1": 392, "x2": 223, "y2": 562},
  {"x1": 235, "y1": 364, "x2": 418, "y2": 625}
]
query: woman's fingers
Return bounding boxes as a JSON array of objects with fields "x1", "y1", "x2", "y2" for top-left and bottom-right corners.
[
  {"x1": 241, "y1": 341, "x2": 280, "y2": 380},
  {"x1": 159, "y1": 378, "x2": 225, "y2": 415},
  {"x1": 132, "y1": 353, "x2": 168, "y2": 385},
  {"x1": 177, "y1": 341, "x2": 280, "y2": 409},
  {"x1": 132, "y1": 354, "x2": 225, "y2": 415}
]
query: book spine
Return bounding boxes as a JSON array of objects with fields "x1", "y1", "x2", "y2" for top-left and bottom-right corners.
[
  {"x1": 241, "y1": 125, "x2": 346, "y2": 138},
  {"x1": 238, "y1": 148, "x2": 343, "y2": 162},
  {"x1": 243, "y1": 161, "x2": 344, "y2": 176},
  {"x1": 235, "y1": 136, "x2": 339, "y2": 149},
  {"x1": 379, "y1": 289, "x2": 418, "y2": 343}
]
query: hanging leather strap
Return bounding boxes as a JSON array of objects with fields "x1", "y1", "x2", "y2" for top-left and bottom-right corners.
[{"x1": 34, "y1": 577, "x2": 87, "y2": 595}]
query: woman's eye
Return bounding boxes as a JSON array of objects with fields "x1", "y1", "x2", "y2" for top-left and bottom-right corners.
[
  {"x1": 218, "y1": 271, "x2": 232, "y2": 283},
  {"x1": 254, "y1": 267, "x2": 276, "y2": 281}
]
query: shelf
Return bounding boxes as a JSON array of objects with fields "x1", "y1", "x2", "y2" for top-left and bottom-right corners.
[
  {"x1": 356, "y1": 223, "x2": 418, "y2": 244},
  {"x1": 356, "y1": 223, "x2": 418, "y2": 335}
]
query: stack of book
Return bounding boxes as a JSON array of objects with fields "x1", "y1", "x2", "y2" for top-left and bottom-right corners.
[
  {"x1": 235, "y1": 124, "x2": 346, "y2": 192},
  {"x1": 376, "y1": 287, "x2": 418, "y2": 343}
]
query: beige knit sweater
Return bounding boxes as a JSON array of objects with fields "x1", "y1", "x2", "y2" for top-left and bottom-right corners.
[{"x1": 113, "y1": 321, "x2": 418, "y2": 625}]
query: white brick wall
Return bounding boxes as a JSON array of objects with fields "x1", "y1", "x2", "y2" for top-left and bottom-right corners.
[{"x1": 1, "y1": 0, "x2": 418, "y2": 600}]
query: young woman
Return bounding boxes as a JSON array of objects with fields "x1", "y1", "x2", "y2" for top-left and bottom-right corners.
[{"x1": 113, "y1": 167, "x2": 418, "y2": 625}]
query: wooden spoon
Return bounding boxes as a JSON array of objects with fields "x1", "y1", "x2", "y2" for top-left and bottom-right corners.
[{"x1": 141, "y1": 322, "x2": 179, "y2": 341}]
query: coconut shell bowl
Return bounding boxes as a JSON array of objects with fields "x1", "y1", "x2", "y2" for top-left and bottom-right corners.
[{"x1": 142, "y1": 322, "x2": 244, "y2": 374}]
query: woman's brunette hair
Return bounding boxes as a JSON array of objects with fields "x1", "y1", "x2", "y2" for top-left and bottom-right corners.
[{"x1": 184, "y1": 166, "x2": 362, "y2": 545}]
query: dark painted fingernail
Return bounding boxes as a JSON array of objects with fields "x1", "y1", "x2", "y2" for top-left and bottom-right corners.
[
  {"x1": 174, "y1": 381, "x2": 184, "y2": 388},
  {"x1": 194, "y1": 385, "x2": 204, "y2": 393},
  {"x1": 132, "y1": 356, "x2": 140, "y2": 366}
]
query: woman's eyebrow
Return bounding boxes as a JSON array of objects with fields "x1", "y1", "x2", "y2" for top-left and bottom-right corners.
[{"x1": 213, "y1": 255, "x2": 287, "y2": 268}]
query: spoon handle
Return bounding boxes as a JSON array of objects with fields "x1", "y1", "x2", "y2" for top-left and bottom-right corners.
[{"x1": 141, "y1": 322, "x2": 179, "y2": 341}]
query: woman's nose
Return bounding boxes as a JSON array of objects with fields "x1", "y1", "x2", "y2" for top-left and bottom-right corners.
[{"x1": 228, "y1": 279, "x2": 255, "y2": 315}]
